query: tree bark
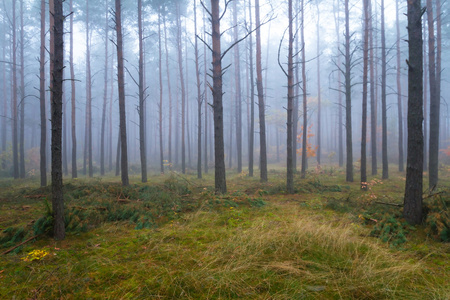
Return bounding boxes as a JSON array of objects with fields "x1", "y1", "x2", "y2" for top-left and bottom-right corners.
[
  {"x1": 138, "y1": 0, "x2": 147, "y2": 183},
  {"x1": 85, "y1": 0, "x2": 93, "y2": 177},
  {"x1": 255, "y1": 0, "x2": 267, "y2": 182},
  {"x1": 344, "y1": 0, "x2": 353, "y2": 182},
  {"x1": 334, "y1": 0, "x2": 343, "y2": 168},
  {"x1": 163, "y1": 12, "x2": 173, "y2": 168},
  {"x1": 19, "y1": 0, "x2": 25, "y2": 178},
  {"x1": 50, "y1": 0, "x2": 65, "y2": 240},
  {"x1": 115, "y1": 0, "x2": 129, "y2": 186},
  {"x1": 361, "y1": 0, "x2": 369, "y2": 187},
  {"x1": 158, "y1": 7, "x2": 164, "y2": 174},
  {"x1": 286, "y1": 0, "x2": 294, "y2": 194},
  {"x1": 404, "y1": 0, "x2": 423, "y2": 225},
  {"x1": 300, "y1": 0, "x2": 308, "y2": 178},
  {"x1": 381, "y1": 0, "x2": 388, "y2": 179},
  {"x1": 194, "y1": 0, "x2": 202, "y2": 179},
  {"x1": 12, "y1": 0, "x2": 19, "y2": 179},
  {"x1": 395, "y1": 0, "x2": 404, "y2": 172},
  {"x1": 100, "y1": 0, "x2": 109, "y2": 176},
  {"x1": 248, "y1": 0, "x2": 255, "y2": 177},
  {"x1": 40, "y1": 0, "x2": 47, "y2": 186},
  {"x1": 176, "y1": 3, "x2": 186, "y2": 174},
  {"x1": 233, "y1": 0, "x2": 242, "y2": 174},
  {"x1": 370, "y1": 0, "x2": 377, "y2": 175},
  {"x1": 69, "y1": 0, "x2": 77, "y2": 179},
  {"x1": 316, "y1": 0, "x2": 321, "y2": 166}
]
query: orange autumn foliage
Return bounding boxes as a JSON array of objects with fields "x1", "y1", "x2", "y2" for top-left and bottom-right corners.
[
  {"x1": 440, "y1": 146, "x2": 450, "y2": 157},
  {"x1": 297, "y1": 124, "x2": 318, "y2": 158}
]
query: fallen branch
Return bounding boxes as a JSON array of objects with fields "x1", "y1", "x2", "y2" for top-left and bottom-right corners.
[
  {"x1": 375, "y1": 201, "x2": 403, "y2": 207},
  {"x1": 1, "y1": 235, "x2": 40, "y2": 256}
]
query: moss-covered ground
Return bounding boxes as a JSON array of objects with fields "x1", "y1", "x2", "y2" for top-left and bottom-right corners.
[{"x1": 0, "y1": 165, "x2": 448, "y2": 299}]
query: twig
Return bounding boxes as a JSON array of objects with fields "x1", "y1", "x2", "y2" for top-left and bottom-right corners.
[
  {"x1": 1, "y1": 235, "x2": 40, "y2": 256},
  {"x1": 375, "y1": 201, "x2": 403, "y2": 207}
]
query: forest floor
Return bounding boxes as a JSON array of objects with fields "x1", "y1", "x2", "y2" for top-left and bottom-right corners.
[{"x1": 0, "y1": 165, "x2": 449, "y2": 299}]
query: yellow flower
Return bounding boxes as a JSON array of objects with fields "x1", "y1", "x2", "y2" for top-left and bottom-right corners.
[{"x1": 22, "y1": 249, "x2": 49, "y2": 262}]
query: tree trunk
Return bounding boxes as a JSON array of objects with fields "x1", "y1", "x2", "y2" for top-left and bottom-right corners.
[
  {"x1": 203, "y1": 8, "x2": 209, "y2": 174},
  {"x1": 69, "y1": 0, "x2": 77, "y2": 179},
  {"x1": 334, "y1": 0, "x2": 343, "y2": 168},
  {"x1": 361, "y1": 0, "x2": 369, "y2": 187},
  {"x1": 255, "y1": 0, "x2": 267, "y2": 182},
  {"x1": 316, "y1": 0, "x2": 321, "y2": 166},
  {"x1": 369, "y1": 0, "x2": 377, "y2": 175},
  {"x1": 344, "y1": 0, "x2": 353, "y2": 182},
  {"x1": 233, "y1": 0, "x2": 242, "y2": 174},
  {"x1": 404, "y1": 0, "x2": 423, "y2": 225},
  {"x1": 248, "y1": 0, "x2": 255, "y2": 177},
  {"x1": 395, "y1": 0, "x2": 404, "y2": 172},
  {"x1": 12, "y1": 0, "x2": 19, "y2": 179},
  {"x1": 423, "y1": 17, "x2": 428, "y2": 171},
  {"x1": 428, "y1": 0, "x2": 440, "y2": 188},
  {"x1": 85, "y1": 0, "x2": 93, "y2": 177},
  {"x1": 300, "y1": 0, "x2": 308, "y2": 178},
  {"x1": 115, "y1": 0, "x2": 129, "y2": 186},
  {"x1": 194, "y1": 0, "x2": 202, "y2": 179},
  {"x1": 19, "y1": 0, "x2": 25, "y2": 178},
  {"x1": 286, "y1": 0, "x2": 294, "y2": 194},
  {"x1": 293, "y1": 0, "x2": 299, "y2": 172},
  {"x1": 381, "y1": 0, "x2": 388, "y2": 179},
  {"x1": 163, "y1": 12, "x2": 173, "y2": 168},
  {"x1": 40, "y1": 0, "x2": 47, "y2": 186},
  {"x1": 158, "y1": 7, "x2": 164, "y2": 174},
  {"x1": 50, "y1": 0, "x2": 65, "y2": 240},
  {"x1": 176, "y1": 4, "x2": 186, "y2": 174},
  {"x1": 100, "y1": 0, "x2": 109, "y2": 176},
  {"x1": 138, "y1": 0, "x2": 147, "y2": 183},
  {"x1": 210, "y1": 0, "x2": 227, "y2": 193}
]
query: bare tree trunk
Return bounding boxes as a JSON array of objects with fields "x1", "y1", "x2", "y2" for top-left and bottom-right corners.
[
  {"x1": 381, "y1": 0, "x2": 388, "y2": 179},
  {"x1": 286, "y1": 0, "x2": 294, "y2": 193},
  {"x1": 69, "y1": 0, "x2": 77, "y2": 179},
  {"x1": 210, "y1": 0, "x2": 227, "y2": 193},
  {"x1": 1, "y1": 21, "x2": 6, "y2": 170},
  {"x1": 293, "y1": 0, "x2": 299, "y2": 172},
  {"x1": 115, "y1": 0, "x2": 129, "y2": 186},
  {"x1": 316, "y1": 0, "x2": 321, "y2": 166},
  {"x1": 203, "y1": 8, "x2": 209, "y2": 174},
  {"x1": 115, "y1": 133, "x2": 120, "y2": 176},
  {"x1": 255, "y1": 0, "x2": 267, "y2": 182},
  {"x1": 404, "y1": 0, "x2": 423, "y2": 225},
  {"x1": 176, "y1": 4, "x2": 186, "y2": 174},
  {"x1": 109, "y1": 46, "x2": 114, "y2": 172},
  {"x1": 163, "y1": 12, "x2": 173, "y2": 168},
  {"x1": 100, "y1": 0, "x2": 109, "y2": 176},
  {"x1": 334, "y1": 0, "x2": 343, "y2": 168},
  {"x1": 300, "y1": 0, "x2": 308, "y2": 178},
  {"x1": 395, "y1": 0, "x2": 404, "y2": 172},
  {"x1": 428, "y1": 0, "x2": 441, "y2": 188},
  {"x1": 361, "y1": 0, "x2": 369, "y2": 187},
  {"x1": 233, "y1": 0, "x2": 242, "y2": 174},
  {"x1": 85, "y1": 0, "x2": 93, "y2": 177},
  {"x1": 248, "y1": 0, "x2": 255, "y2": 177},
  {"x1": 138, "y1": 0, "x2": 147, "y2": 183},
  {"x1": 12, "y1": 0, "x2": 19, "y2": 179},
  {"x1": 344, "y1": 0, "x2": 353, "y2": 182},
  {"x1": 370, "y1": 0, "x2": 377, "y2": 175},
  {"x1": 158, "y1": 7, "x2": 164, "y2": 174},
  {"x1": 194, "y1": 0, "x2": 202, "y2": 179},
  {"x1": 40, "y1": 0, "x2": 47, "y2": 186},
  {"x1": 423, "y1": 17, "x2": 428, "y2": 171},
  {"x1": 19, "y1": 0, "x2": 25, "y2": 178},
  {"x1": 50, "y1": 0, "x2": 65, "y2": 240}
]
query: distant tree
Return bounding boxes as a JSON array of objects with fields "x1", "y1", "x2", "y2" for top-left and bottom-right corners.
[
  {"x1": 395, "y1": 0, "x2": 404, "y2": 173},
  {"x1": 50, "y1": 0, "x2": 65, "y2": 240},
  {"x1": 369, "y1": 0, "x2": 377, "y2": 175},
  {"x1": 19, "y1": 0, "x2": 25, "y2": 179},
  {"x1": 404, "y1": 0, "x2": 423, "y2": 225},
  {"x1": 233, "y1": 0, "x2": 242, "y2": 174},
  {"x1": 158, "y1": 5, "x2": 164, "y2": 174},
  {"x1": 315, "y1": 0, "x2": 321, "y2": 166},
  {"x1": 248, "y1": 0, "x2": 255, "y2": 177},
  {"x1": 100, "y1": 0, "x2": 109, "y2": 176},
  {"x1": 84, "y1": 0, "x2": 93, "y2": 178},
  {"x1": 194, "y1": 0, "x2": 203, "y2": 179},
  {"x1": 12, "y1": 0, "x2": 19, "y2": 179},
  {"x1": 381, "y1": 0, "x2": 388, "y2": 179},
  {"x1": 300, "y1": 0, "x2": 308, "y2": 178},
  {"x1": 333, "y1": 0, "x2": 343, "y2": 168},
  {"x1": 344, "y1": 0, "x2": 353, "y2": 182},
  {"x1": 114, "y1": 0, "x2": 129, "y2": 186},
  {"x1": 176, "y1": 2, "x2": 186, "y2": 174}
]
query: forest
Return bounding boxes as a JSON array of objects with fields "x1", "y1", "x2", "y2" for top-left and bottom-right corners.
[{"x1": 0, "y1": 0, "x2": 449, "y2": 298}]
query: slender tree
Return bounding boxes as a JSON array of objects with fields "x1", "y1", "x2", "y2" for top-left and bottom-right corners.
[
  {"x1": 12, "y1": 0, "x2": 19, "y2": 179},
  {"x1": 163, "y1": 11, "x2": 173, "y2": 167},
  {"x1": 85, "y1": 0, "x2": 93, "y2": 177},
  {"x1": 233, "y1": 0, "x2": 242, "y2": 174},
  {"x1": 176, "y1": 3, "x2": 186, "y2": 174},
  {"x1": 369, "y1": 0, "x2": 377, "y2": 175},
  {"x1": 361, "y1": 0, "x2": 369, "y2": 188},
  {"x1": 395, "y1": 0, "x2": 404, "y2": 172},
  {"x1": 70, "y1": 0, "x2": 77, "y2": 179},
  {"x1": 404, "y1": 0, "x2": 423, "y2": 225},
  {"x1": 50, "y1": 0, "x2": 65, "y2": 240},
  {"x1": 300, "y1": 0, "x2": 308, "y2": 178},
  {"x1": 344, "y1": 0, "x2": 353, "y2": 182},
  {"x1": 194, "y1": 0, "x2": 203, "y2": 179},
  {"x1": 285, "y1": 0, "x2": 294, "y2": 193},
  {"x1": 255, "y1": 0, "x2": 267, "y2": 182},
  {"x1": 115, "y1": 0, "x2": 129, "y2": 186},
  {"x1": 40, "y1": 0, "x2": 47, "y2": 186},
  {"x1": 19, "y1": 0, "x2": 25, "y2": 178},
  {"x1": 316, "y1": 0, "x2": 321, "y2": 166},
  {"x1": 100, "y1": 0, "x2": 109, "y2": 176},
  {"x1": 138, "y1": 0, "x2": 147, "y2": 182},
  {"x1": 381, "y1": 0, "x2": 388, "y2": 179},
  {"x1": 158, "y1": 6, "x2": 164, "y2": 174},
  {"x1": 333, "y1": 0, "x2": 343, "y2": 168},
  {"x1": 248, "y1": 0, "x2": 255, "y2": 177}
]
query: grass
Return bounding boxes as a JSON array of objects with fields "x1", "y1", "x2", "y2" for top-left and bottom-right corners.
[{"x1": 0, "y1": 165, "x2": 449, "y2": 299}]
